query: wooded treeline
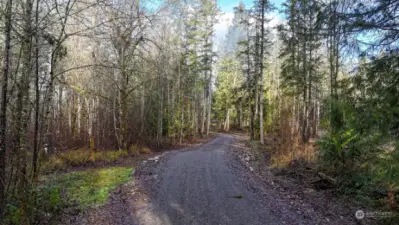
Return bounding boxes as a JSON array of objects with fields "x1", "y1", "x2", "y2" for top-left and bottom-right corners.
[
  {"x1": 214, "y1": 0, "x2": 398, "y2": 208},
  {"x1": 0, "y1": 0, "x2": 218, "y2": 223},
  {"x1": 214, "y1": 0, "x2": 272, "y2": 144},
  {"x1": 0, "y1": 0, "x2": 398, "y2": 223}
]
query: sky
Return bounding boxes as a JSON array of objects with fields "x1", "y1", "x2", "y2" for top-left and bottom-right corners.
[
  {"x1": 214, "y1": 0, "x2": 285, "y2": 49},
  {"x1": 218, "y1": 0, "x2": 285, "y2": 13}
]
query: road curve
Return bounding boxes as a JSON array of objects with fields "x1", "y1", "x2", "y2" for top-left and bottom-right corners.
[{"x1": 133, "y1": 135, "x2": 280, "y2": 225}]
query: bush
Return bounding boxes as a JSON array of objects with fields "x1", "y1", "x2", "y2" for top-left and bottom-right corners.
[
  {"x1": 35, "y1": 185, "x2": 69, "y2": 224},
  {"x1": 318, "y1": 129, "x2": 361, "y2": 173},
  {"x1": 318, "y1": 93, "x2": 399, "y2": 211},
  {"x1": 4, "y1": 185, "x2": 68, "y2": 225}
]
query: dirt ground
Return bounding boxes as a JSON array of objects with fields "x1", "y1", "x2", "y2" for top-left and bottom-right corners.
[
  {"x1": 230, "y1": 133, "x2": 377, "y2": 225},
  {"x1": 60, "y1": 133, "x2": 378, "y2": 225}
]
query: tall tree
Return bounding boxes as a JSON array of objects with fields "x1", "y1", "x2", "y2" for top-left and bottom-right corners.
[
  {"x1": 254, "y1": 0, "x2": 271, "y2": 144},
  {"x1": 0, "y1": 0, "x2": 13, "y2": 221}
]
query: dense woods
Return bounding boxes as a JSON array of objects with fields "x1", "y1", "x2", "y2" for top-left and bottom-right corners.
[
  {"x1": 0, "y1": 0, "x2": 398, "y2": 223},
  {"x1": 0, "y1": 0, "x2": 219, "y2": 223},
  {"x1": 214, "y1": 0, "x2": 398, "y2": 218}
]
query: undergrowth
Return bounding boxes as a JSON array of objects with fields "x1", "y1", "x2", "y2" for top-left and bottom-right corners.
[
  {"x1": 44, "y1": 167, "x2": 134, "y2": 208},
  {"x1": 5, "y1": 167, "x2": 134, "y2": 224},
  {"x1": 41, "y1": 145, "x2": 151, "y2": 173},
  {"x1": 40, "y1": 167, "x2": 133, "y2": 208},
  {"x1": 250, "y1": 129, "x2": 399, "y2": 224}
]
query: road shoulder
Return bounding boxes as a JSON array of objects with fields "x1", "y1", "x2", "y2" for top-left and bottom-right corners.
[{"x1": 229, "y1": 133, "x2": 372, "y2": 225}]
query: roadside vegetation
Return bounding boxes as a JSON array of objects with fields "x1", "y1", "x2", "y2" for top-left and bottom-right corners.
[
  {"x1": 213, "y1": 0, "x2": 398, "y2": 224},
  {"x1": 41, "y1": 145, "x2": 151, "y2": 173},
  {"x1": 0, "y1": 0, "x2": 219, "y2": 221},
  {"x1": 0, "y1": 0, "x2": 397, "y2": 223},
  {"x1": 6, "y1": 166, "x2": 134, "y2": 224},
  {"x1": 43, "y1": 167, "x2": 134, "y2": 208},
  {"x1": 5, "y1": 144, "x2": 146, "y2": 225}
]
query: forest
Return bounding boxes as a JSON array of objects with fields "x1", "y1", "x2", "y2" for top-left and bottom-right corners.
[{"x1": 0, "y1": 0, "x2": 398, "y2": 224}]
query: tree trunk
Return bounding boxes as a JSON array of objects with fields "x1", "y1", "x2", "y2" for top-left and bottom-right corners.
[
  {"x1": 77, "y1": 94, "x2": 81, "y2": 136},
  {"x1": 0, "y1": 0, "x2": 13, "y2": 221},
  {"x1": 259, "y1": 0, "x2": 265, "y2": 145},
  {"x1": 301, "y1": 25, "x2": 309, "y2": 143},
  {"x1": 201, "y1": 87, "x2": 206, "y2": 135},
  {"x1": 224, "y1": 109, "x2": 230, "y2": 131},
  {"x1": 58, "y1": 82, "x2": 64, "y2": 140},
  {"x1": 157, "y1": 75, "x2": 164, "y2": 143},
  {"x1": 140, "y1": 85, "x2": 145, "y2": 134},
  {"x1": 32, "y1": 0, "x2": 41, "y2": 181},
  {"x1": 15, "y1": 0, "x2": 33, "y2": 221},
  {"x1": 44, "y1": 45, "x2": 55, "y2": 155},
  {"x1": 113, "y1": 94, "x2": 120, "y2": 149},
  {"x1": 239, "y1": 100, "x2": 243, "y2": 129},
  {"x1": 206, "y1": 71, "x2": 212, "y2": 135},
  {"x1": 88, "y1": 97, "x2": 95, "y2": 150}
]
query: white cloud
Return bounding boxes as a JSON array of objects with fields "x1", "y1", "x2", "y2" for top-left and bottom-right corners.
[
  {"x1": 213, "y1": 12, "x2": 234, "y2": 48},
  {"x1": 213, "y1": 11, "x2": 286, "y2": 51},
  {"x1": 266, "y1": 12, "x2": 284, "y2": 30}
]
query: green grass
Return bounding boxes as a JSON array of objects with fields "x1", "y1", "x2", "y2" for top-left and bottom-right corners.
[{"x1": 46, "y1": 167, "x2": 134, "y2": 208}]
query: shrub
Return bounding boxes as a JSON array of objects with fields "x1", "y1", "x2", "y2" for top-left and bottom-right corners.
[{"x1": 5, "y1": 185, "x2": 68, "y2": 225}]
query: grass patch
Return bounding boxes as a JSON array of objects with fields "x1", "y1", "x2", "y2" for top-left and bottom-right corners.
[
  {"x1": 130, "y1": 144, "x2": 152, "y2": 155},
  {"x1": 41, "y1": 146, "x2": 151, "y2": 173},
  {"x1": 44, "y1": 167, "x2": 133, "y2": 208}
]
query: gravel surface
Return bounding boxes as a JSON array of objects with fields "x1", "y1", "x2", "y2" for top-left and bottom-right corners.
[
  {"x1": 132, "y1": 134, "x2": 281, "y2": 225},
  {"x1": 64, "y1": 134, "x2": 364, "y2": 225}
]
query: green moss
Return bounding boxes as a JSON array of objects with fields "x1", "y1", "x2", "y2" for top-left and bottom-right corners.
[{"x1": 47, "y1": 167, "x2": 133, "y2": 208}]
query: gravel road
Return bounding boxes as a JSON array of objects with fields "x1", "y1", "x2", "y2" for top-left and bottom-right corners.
[
  {"x1": 66, "y1": 134, "x2": 361, "y2": 225},
  {"x1": 133, "y1": 135, "x2": 281, "y2": 225}
]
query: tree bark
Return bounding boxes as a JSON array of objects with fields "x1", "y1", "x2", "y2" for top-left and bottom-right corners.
[
  {"x1": 14, "y1": 0, "x2": 33, "y2": 222},
  {"x1": 32, "y1": 0, "x2": 41, "y2": 181},
  {"x1": 259, "y1": 0, "x2": 266, "y2": 145},
  {"x1": 0, "y1": 0, "x2": 13, "y2": 221},
  {"x1": 157, "y1": 75, "x2": 164, "y2": 143},
  {"x1": 206, "y1": 71, "x2": 212, "y2": 135}
]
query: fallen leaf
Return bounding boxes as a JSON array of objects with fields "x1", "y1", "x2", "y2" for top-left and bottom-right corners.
[{"x1": 232, "y1": 194, "x2": 244, "y2": 199}]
